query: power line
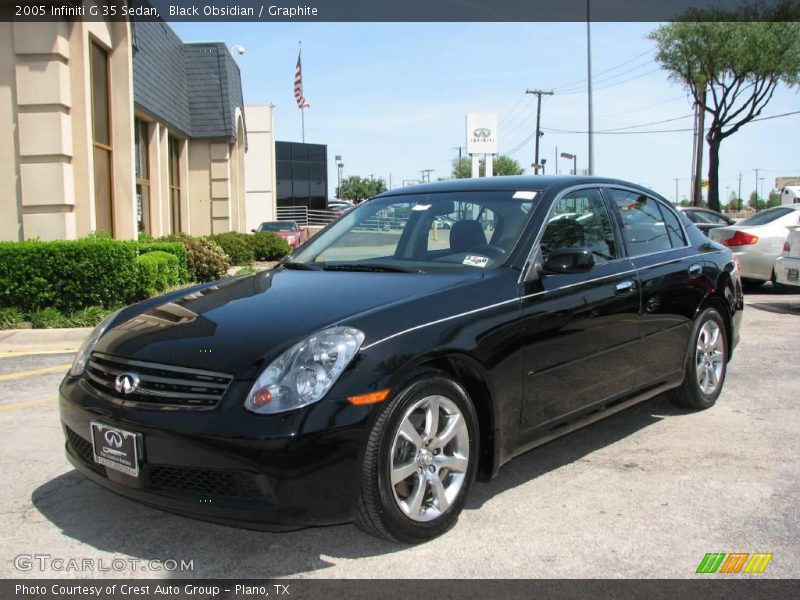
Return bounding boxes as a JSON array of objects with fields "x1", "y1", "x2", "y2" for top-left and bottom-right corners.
[
  {"x1": 557, "y1": 59, "x2": 656, "y2": 94},
  {"x1": 551, "y1": 49, "x2": 653, "y2": 92},
  {"x1": 541, "y1": 109, "x2": 800, "y2": 135}
]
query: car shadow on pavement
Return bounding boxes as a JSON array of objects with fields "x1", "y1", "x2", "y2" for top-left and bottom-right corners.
[
  {"x1": 31, "y1": 395, "x2": 693, "y2": 578},
  {"x1": 466, "y1": 394, "x2": 691, "y2": 510}
]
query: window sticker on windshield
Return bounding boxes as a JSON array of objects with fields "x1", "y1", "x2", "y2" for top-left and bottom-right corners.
[
  {"x1": 412, "y1": 204, "x2": 432, "y2": 211},
  {"x1": 512, "y1": 191, "x2": 537, "y2": 200},
  {"x1": 463, "y1": 255, "x2": 490, "y2": 268}
]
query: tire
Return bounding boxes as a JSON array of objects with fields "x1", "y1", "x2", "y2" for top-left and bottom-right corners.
[
  {"x1": 668, "y1": 307, "x2": 728, "y2": 410},
  {"x1": 354, "y1": 372, "x2": 479, "y2": 543}
]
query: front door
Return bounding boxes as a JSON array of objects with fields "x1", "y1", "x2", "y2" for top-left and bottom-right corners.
[{"x1": 520, "y1": 188, "x2": 642, "y2": 433}]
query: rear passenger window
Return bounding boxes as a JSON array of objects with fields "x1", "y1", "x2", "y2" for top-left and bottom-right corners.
[{"x1": 612, "y1": 190, "x2": 673, "y2": 256}]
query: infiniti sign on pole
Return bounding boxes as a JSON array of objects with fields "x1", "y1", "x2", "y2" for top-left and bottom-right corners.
[{"x1": 465, "y1": 113, "x2": 498, "y2": 178}]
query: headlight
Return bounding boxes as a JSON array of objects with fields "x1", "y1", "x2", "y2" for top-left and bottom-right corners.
[
  {"x1": 69, "y1": 310, "x2": 121, "y2": 377},
  {"x1": 287, "y1": 236, "x2": 296, "y2": 244},
  {"x1": 244, "y1": 326, "x2": 365, "y2": 415}
]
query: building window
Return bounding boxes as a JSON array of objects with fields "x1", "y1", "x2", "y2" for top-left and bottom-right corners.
[
  {"x1": 134, "y1": 119, "x2": 151, "y2": 235},
  {"x1": 168, "y1": 136, "x2": 182, "y2": 233},
  {"x1": 90, "y1": 41, "x2": 113, "y2": 234}
]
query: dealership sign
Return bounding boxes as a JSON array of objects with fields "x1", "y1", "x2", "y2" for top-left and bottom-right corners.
[{"x1": 466, "y1": 114, "x2": 498, "y2": 155}]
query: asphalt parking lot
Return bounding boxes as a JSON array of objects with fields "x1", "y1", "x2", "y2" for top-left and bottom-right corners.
[{"x1": 1, "y1": 286, "x2": 798, "y2": 579}]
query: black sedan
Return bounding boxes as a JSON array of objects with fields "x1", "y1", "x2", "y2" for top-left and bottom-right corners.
[
  {"x1": 60, "y1": 176, "x2": 743, "y2": 543},
  {"x1": 678, "y1": 206, "x2": 736, "y2": 236}
]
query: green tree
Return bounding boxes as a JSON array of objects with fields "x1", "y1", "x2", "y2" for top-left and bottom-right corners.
[
  {"x1": 450, "y1": 155, "x2": 525, "y2": 179},
  {"x1": 336, "y1": 175, "x2": 387, "y2": 203},
  {"x1": 767, "y1": 190, "x2": 782, "y2": 207},
  {"x1": 748, "y1": 190, "x2": 766, "y2": 211},
  {"x1": 649, "y1": 2, "x2": 800, "y2": 211}
]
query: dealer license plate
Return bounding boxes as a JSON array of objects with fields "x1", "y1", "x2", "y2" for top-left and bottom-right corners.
[
  {"x1": 788, "y1": 268, "x2": 798, "y2": 282},
  {"x1": 90, "y1": 422, "x2": 140, "y2": 477}
]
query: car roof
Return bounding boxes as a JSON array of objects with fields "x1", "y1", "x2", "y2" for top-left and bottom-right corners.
[{"x1": 375, "y1": 175, "x2": 660, "y2": 199}]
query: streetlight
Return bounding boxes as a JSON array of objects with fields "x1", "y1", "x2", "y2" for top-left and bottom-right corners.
[
  {"x1": 335, "y1": 155, "x2": 344, "y2": 195},
  {"x1": 560, "y1": 152, "x2": 577, "y2": 176}
]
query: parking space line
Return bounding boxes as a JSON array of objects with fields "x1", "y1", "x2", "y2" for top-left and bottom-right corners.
[
  {"x1": 0, "y1": 396, "x2": 57, "y2": 413},
  {"x1": 0, "y1": 350, "x2": 76, "y2": 359},
  {"x1": 0, "y1": 364, "x2": 71, "y2": 381}
]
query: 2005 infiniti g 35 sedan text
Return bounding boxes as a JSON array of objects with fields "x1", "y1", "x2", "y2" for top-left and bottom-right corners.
[{"x1": 60, "y1": 176, "x2": 743, "y2": 543}]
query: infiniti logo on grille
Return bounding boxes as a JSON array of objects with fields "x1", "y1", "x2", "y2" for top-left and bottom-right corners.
[{"x1": 114, "y1": 372, "x2": 140, "y2": 395}]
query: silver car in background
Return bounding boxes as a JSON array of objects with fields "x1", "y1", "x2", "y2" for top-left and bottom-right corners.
[
  {"x1": 709, "y1": 205, "x2": 800, "y2": 286},
  {"x1": 774, "y1": 225, "x2": 800, "y2": 289}
]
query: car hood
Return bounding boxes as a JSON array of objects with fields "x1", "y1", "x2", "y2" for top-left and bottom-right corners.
[{"x1": 94, "y1": 268, "x2": 480, "y2": 377}]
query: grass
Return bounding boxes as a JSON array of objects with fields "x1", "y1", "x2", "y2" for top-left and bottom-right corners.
[{"x1": 0, "y1": 305, "x2": 120, "y2": 330}]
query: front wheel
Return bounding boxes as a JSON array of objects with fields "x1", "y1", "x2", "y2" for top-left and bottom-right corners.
[
  {"x1": 354, "y1": 373, "x2": 478, "y2": 543},
  {"x1": 668, "y1": 307, "x2": 728, "y2": 410}
]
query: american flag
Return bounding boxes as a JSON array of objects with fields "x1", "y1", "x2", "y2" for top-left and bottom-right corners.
[{"x1": 294, "y1": 51, "x2": 310, "y2": 109}]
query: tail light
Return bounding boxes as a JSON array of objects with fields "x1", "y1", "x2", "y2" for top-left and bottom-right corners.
[
  {"x1": 724, "y1": 231, "x2": 759, "y2": 247},
  {"x1": 783, "y1": 240, "x2": 791, "y2": 254}
]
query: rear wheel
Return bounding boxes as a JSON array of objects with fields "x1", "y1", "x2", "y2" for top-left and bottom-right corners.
[
  {"x1": 668, "y1": 307, "x2": 728, "y2": 410},
  {"x1": 354, "y1": 373, "x2": 478, "y2": 543}
]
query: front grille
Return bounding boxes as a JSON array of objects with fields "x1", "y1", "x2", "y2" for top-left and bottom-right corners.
[
  {"x1": 148, "y1": 465, "x2": 264, "y2": 500},
  {"x1": 83, "y1": 352, "x2": 232, "y2": 408},
  {"x1": 65, "y1": 426, "x2": 105, "y2": 474}
]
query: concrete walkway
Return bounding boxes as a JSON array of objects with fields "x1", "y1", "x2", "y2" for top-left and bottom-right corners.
[{"x1": 0, "y1": 327, "x2": 89, "y2": 354}]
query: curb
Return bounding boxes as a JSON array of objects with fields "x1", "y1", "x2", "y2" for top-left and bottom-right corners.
[{"x1": 0, "y1": 327, "x2": 90, "y2": 354}]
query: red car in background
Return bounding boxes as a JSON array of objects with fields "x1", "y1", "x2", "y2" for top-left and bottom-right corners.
[{"x1": 253, "y1": 221, "x2": 304, "y2": 249}]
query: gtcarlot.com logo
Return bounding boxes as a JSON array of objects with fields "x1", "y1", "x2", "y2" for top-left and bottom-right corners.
[
  {"x1": 14, "y1": 553, "x2": 194, "y2": 572},
  {"x1": 696, "y1": 552, "x2": 773, "y2": 574}
]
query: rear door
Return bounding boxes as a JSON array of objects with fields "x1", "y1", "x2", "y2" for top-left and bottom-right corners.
[
  {"x1": 607, "y1": 188, "x2": 708, "y2": 385},
  {"x1": 520, "y1": 187, "x2": 641, "y2": 432}
]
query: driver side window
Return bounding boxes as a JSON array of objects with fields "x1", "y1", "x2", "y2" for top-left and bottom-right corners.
[{"x1": 541, "y1": 189, "x2": 619, "y2": 263}]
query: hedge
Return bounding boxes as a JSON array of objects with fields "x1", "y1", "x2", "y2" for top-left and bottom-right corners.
[
  {"x1": 208, "y1": 231, "x2": 255, "y2": 265},
  {"x1": 136, "y1": 251, "x2": 182, "y2": 298},
  {"x1": 251, "y1": 231, "x2": 291, "y2": 261},
  {"x1": 0, "y1": 240, "x2": 141, "y2": 313}
]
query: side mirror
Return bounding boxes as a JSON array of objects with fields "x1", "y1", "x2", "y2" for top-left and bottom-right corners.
[{"x1": 541, "y1": 248, "x2": 595, "y2": 274}]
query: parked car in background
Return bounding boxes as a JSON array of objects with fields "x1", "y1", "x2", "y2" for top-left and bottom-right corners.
[
  {"x1": 774, "y1": 225, "x2": 800, "y2": 288},
  {"x1": 678, "y1": 207, "x2": 736, "y2": 236},
  {"x1": 253, "y1": 221, "x2": 303, "y2": 249},
  {"x1": 327, "y1": 199, "x2": 355, "y2": 217},
  {"x1": 60, "y1": 176, "x2": 742, "y2": 543},
  {"x1": 709, "y1": 205, "x2": 800, "y2": 286}
]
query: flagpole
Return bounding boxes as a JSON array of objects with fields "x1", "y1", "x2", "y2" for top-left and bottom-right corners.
[{"x1": 301, "y1": 106, "x2": 305, "y2": 143}]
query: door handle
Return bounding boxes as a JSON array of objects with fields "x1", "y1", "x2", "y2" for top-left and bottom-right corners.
[
  {"x1": 614, "y1": 280, "x2": 637, "y2": 296},
  {"x1": 688, "y1": 264, "x2": 703, "y2": 279}
]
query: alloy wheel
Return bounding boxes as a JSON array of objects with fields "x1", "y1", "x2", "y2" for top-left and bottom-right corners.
[
  {"x1": 695, "y1": 320, "x2": 725, "y2": 395},
  {"x1": 389, "y1": 394, "x2": 470, "y2": 522}
]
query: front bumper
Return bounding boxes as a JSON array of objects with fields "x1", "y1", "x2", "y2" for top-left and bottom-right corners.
[
  {"x1": 774, "y1": 256, "x2": 800, "y2": 288},
  {"x1": 59, "y1": 376, "x2": 369, "y2": 530}
]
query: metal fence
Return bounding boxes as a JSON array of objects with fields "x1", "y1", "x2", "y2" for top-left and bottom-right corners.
[{"x1": 276, "y1": 206, "x2": 338, "y2": 227}]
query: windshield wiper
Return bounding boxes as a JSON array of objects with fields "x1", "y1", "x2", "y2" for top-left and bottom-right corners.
[
  {"x1": 281, "y1": 261, "x2": 323, "y2": 271},
  {"x1": 321, "y1": 263, "x2": 422, "y2": 273}
]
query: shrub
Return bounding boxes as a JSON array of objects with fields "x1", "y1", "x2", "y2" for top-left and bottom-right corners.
[
  {"x1": 251, "y1": 231, "x2": 291, "y2": 261},
  {"x1": 209, "y1": 231, "x2": 255, "y2": 265},
  {"x1": 30, "y1": 307, "x2": 70, "y2": 329},
  {"x1": 138, "y1": 241, "x2": 189, "y2": 283},
  {"x1": 0, "y1": 240, "x2": 140, "y2": 313},
  {"x1": 136, "y1": 251, "x2": 182, "y2": 298},
  {"x1": 0, "y1": 307, "x2": 24, "y2": 329},
  {"x1": 183, "y1": 238, "x2": 230, "y2": 283}
]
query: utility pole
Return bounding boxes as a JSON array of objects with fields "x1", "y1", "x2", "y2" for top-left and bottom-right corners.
[
  {"x1": 738, "y1": 171, "x2": 742, "y2": 208},
  {"x1": 420, "y1": 169, "x2": 434, "y2": 183},
  {"x1": 453, "y1": 146, "x2": 465, "y2": 160},
  {"x1": 753, "y1": 169, "x2": 761, "y2": 203},
  {"x1": 525, "y1": 89, "x2": 554, "y2": 174},
  {"x1": 586, "y1": 0, "x2": 594, "y2": 175},
  {"x1": 674, "y1": 178, "x2": 680, "y2": 203}
]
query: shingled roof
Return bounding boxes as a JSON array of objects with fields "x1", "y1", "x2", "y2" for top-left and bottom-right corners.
[{"x1": 131, "y1": 19, "x2": 245, "y2": 143}]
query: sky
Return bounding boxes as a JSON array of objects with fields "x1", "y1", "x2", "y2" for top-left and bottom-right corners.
[{"x1": 171, "y1": 21, "x2": 800, "y2": 203}]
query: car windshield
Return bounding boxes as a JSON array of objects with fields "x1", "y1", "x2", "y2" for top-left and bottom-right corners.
[
  {"x1": 738, "y1": 207, "x2": 795, "y2": 226},
  {"x1": 259, "y1": 222, "x2": 297, "y2": 232},
  {"x1": 290, "y1": 190, "x2": 538, "y2": 272}
]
